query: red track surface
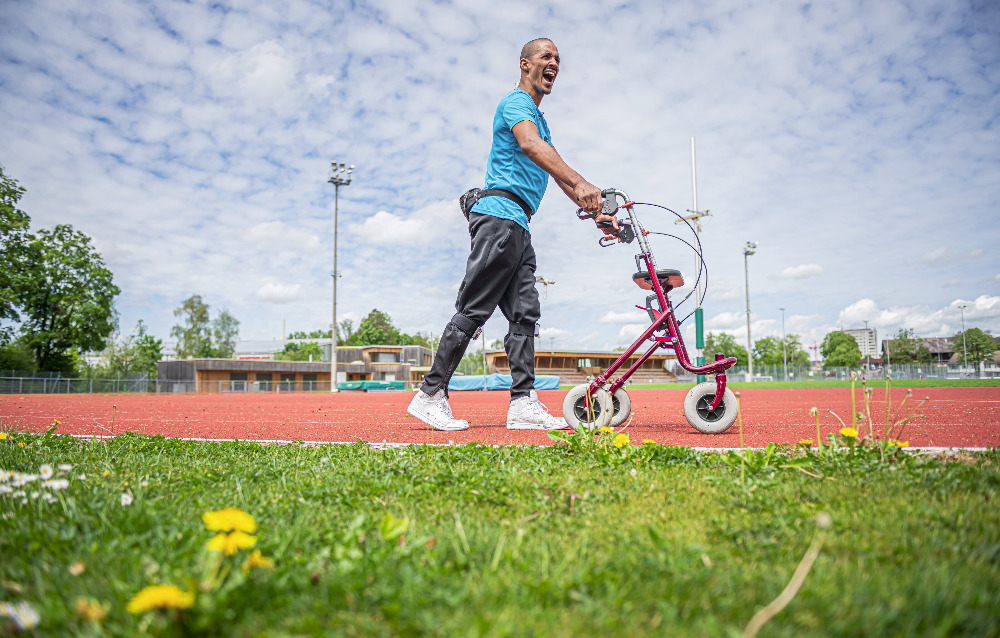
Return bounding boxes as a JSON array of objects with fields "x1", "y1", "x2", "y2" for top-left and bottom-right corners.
[{"x1": 1, "y1": 387, "x2": 998, "y2": 448}]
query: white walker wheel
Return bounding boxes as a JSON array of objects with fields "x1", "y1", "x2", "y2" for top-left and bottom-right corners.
[
  {"x1": 609, "y1": 387, "x2": 632, "y2": 428},
  {"x1": 562, "y1": 384, "x2": 613, "y2": 431},
  {"x1": 683, "y1": 381, "x2": 738, "y2": 434}
]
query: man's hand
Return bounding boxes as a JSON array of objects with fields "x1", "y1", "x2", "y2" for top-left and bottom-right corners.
[
  {"x1": 574, "y1": 181, "x2": 602, "y2": 214},
  {"x1": 594, "y1": 212, "x2": 620, "y2": 241}
]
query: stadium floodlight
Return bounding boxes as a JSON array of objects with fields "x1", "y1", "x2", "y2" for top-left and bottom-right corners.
[
  {"x1": 328, "y1": 161, "x2": 354, "y2": 392},
  {"x1": 958, "y1": 304, "x2": 968, "y2": 377},
  {"x1": 743, "y1": 241, "x2": 757, "y2": 381}
]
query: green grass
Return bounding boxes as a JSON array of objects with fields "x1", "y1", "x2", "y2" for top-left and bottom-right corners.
[
  {"x1": 1, "y1": 428, "x2": 999, "y2": 637},
  {"x1": 570, "y1": 378, "x2": 1000, "y2": 390}
]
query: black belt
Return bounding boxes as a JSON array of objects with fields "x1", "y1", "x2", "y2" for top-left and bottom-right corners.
[{"x1": 478, "y1": 188, "x2": 533, "y2": 220}]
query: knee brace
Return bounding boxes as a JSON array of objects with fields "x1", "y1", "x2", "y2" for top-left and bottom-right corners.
[
  {"x1": 508, "y1": 320, "x2": 538, "y2": 338},
  {"x1": 449, "y1": 313, "x2": 481, "y2": 338}
]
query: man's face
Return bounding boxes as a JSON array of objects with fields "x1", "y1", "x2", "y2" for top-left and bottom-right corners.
[{"x1": 522, "y1": 40, "x2": 560, "y2": 96}]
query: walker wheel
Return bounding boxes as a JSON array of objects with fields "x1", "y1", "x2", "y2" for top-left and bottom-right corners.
[
  {"x1": 609, "y1": 387, "x2": 632, "y2": 427},
  {"x1": 562, "y1": 384, "x2": 613, "y2": 431},
  {"x1": 683, "y1": 381, "x2": 738, "y2": 434}
]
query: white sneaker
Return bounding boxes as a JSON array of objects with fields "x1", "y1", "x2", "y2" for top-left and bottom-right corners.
[
  {"x1": 506, "y1": 395, "x2": 568, "y2": 430},
  {"x1": 407, "y1": 389, "x2": 469, "y2": 431}
]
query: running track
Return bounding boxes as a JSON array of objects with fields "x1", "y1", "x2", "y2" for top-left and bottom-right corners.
[{"x1": 1, "y1": 386, "x2": 997, "y2": 448}]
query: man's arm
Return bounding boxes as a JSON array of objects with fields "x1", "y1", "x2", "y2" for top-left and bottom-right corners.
[
  {"x1": 512, "y1": 120, "x2": 601, "y2": 212},
  {"x1": 512, "y1": 120, "x2": 618, "y2": 237}
]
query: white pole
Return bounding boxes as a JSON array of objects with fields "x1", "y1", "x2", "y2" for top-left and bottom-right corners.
[{"x1": 691, "y1": 138, "x2": 701, "y2": 309}]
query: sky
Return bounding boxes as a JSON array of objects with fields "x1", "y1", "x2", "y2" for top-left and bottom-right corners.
[{"x1": 2, "y1": 0, "x2": 999, "y2": 361}]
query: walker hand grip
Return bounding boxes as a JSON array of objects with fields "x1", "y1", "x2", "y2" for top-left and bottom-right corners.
[{"x1": 576, "y1": 189, "x2": 620, "y2": 220}]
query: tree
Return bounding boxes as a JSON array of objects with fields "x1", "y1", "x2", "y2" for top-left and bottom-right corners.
[
  {"x1": 14, "y1": 224, "x2": 120, "y2": 374},
  {"x1": 1, "y1": 166, "x2": 30, "y2": 344},
  {"x1": 751, "y1": 336, "x2": 782, "y2": 366},
  {"x1": 171, "y1": 295, "x2": 212, "y2": 358},
  {"x1": 348, "y1": 309, "x2": 401, "y2": 346},
  {"x1": 274, "y1": 341, "x2": 324, "y2": 361},
  {"x1": 704, "y1": 332, "x2": 748, "y2": 367},
  {"x1": 212, "y1": 309, "x2": 240, "y2": 359},
  {"x1": 955, "y1": 328, "x2": 999, "y2": 366},
  {"x1": 92, "y1": 320, "x2": 163, "y2": 377},
  {"x1": 820, "y1": 331, "x2": 861, "y2": 368},
  {"x1": 885, "y1": 328, "x2": 932, "y2": 364},
  {"x1": 171, "y1": 296, "x2": 240, "y2": 358}
]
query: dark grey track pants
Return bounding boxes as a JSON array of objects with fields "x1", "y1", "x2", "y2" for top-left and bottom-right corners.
[{"x1": 421, "y1": 213, "x2": 540, "y2": 399}]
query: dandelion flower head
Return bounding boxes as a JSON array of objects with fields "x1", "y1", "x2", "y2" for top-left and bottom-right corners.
[
  {"x1": 598, "y1": 426, "x2": 613, "y2": 434},
  {"x1": 126, "y1": 585, "x2": 195, "y2": 614},
  {"x1": 613, "y1": 433, "x2": 630, "y2": 448},
  {"x1": 641, "y1": 439, "x2": 656, "y2": 445},
  {"x1": 206, "y1": 530, "x2": 257, "y2": 555},
  {"x1": 241, "y1": 549, "x2": 275, "y2": 573},
  {"x1": 799, "y1": 439, "x2": 814, "y2": 446},
  {"x1": 839, "y1": 427, "x2": 859, "y2": 438},
  {"x1": 202, "y1": 507, "x2": 257, "y2": 533}
]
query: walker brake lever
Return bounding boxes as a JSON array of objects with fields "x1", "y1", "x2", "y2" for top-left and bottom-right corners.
[{"x1": 597, "y1": 221, "x2": 635, "y2": 247}]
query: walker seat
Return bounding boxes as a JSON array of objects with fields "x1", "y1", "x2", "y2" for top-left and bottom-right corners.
[{"x1": 631, "y1": 268, "x2": 684, "y2": 291}]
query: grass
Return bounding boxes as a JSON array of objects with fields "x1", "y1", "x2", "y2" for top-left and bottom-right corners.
[
  {"x1": 580, "y1": 378, "x2": 1000, "y2": 390},
  {"x1": 2, "y1": 427, "x2": 999, "y2": 636}
]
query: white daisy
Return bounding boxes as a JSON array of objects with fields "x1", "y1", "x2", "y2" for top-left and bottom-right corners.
[
  {"x1": 76, "y1": 474, "x2": 87, "y2": 481},
  {"x1": 58, "y1": 463, "x2": 73, "y2": 472},
  {"x1": 39, "y1": 464, "x2": 54, "y2": 479},
  {"x1": 43, "y1": 479, "x2": 69, "y2": 491},
  {"x1": 0, "y1": 600, "x2": 41, "y2": 629},
  {"x1": 0, "y1": 469, "x2": 8, "y2": 482},
  {"x1": 0, "y1": 485, "x2": 12, "y2": 495},
  {"x1": 120, "y1": 492, "x2": 133, "y2": 507}
]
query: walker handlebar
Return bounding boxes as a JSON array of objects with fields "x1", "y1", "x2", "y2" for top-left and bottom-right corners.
[{"x1": 578, "y1": 188, "x2": 634, "y2": 246}]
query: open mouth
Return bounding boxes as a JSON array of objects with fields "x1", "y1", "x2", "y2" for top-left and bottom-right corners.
[{"x1": 542, "y1": 67, "x2": 557, "y2": 86}]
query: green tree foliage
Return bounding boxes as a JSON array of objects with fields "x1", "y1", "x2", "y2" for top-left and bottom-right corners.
[
  {"x1": 0, "y1": 167, "x2": 119, "y2": 374},
  {"x1": 0, "y1": 342, "x2": 35, "y2": 372},
  {"x1": 91, "y1": 320, "x2": 163, "y2": 377},
  {"x1": 955, "y1": 328, "x2": 999, "y2": 364},
  {"x1": 753, "y1": 335, "x2": 813, "y2": 367},
  {"x1": 704, "y1": 332, "x2": 748, "y2": 367},
  {"x1": 274, "y1": 341, "x2": 324, "y2": 361},
  {"x1": 820, "y1": 331, "x2": 862, "y2": 368},
  {"x1": 17, "y1": 225, "x2": 120, "y2": 374},
  {"x1": 170, "y1": 295, "x2": 241, "y2": 358},
  {"x1": 1, "y1": 166, "x2": 30, "y2": 343},
  {"x1": 344, "y1": 310, "x2": 431, "y2": 347},
  {"x1": 884, "y1": 328, "x2": 932, "y2": 364}
]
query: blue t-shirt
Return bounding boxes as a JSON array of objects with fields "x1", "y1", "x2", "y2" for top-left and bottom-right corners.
[{"x1": 470, "y1": 87, "x2": 552, "y2": 231}]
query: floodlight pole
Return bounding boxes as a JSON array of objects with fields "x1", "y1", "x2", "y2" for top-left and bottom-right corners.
[
  {"x1": 743, "y1": 241, "x2": 757, "y2": 381},
  {"x1": 958, "y1": 304, "x2": 968, "y2": 378},
  {"x1": 780, "y1": 307, "x2": 787, "y2": 381},
  {"x1": 328, "y1": 161, "x2": 354, "y2": 392}
]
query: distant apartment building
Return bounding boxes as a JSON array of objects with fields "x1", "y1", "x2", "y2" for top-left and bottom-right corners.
[{"x1": 842, "y1": 328, "x2": 878, "y2": 359}]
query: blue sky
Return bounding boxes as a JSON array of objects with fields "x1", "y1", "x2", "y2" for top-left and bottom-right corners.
[{"x1": 1, "y1": 0, "x2": 998, "y2": 358}]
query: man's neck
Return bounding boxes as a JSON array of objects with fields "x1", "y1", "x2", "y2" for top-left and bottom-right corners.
[{"x1": 517, "y1": 79, "x2": 543, "y2": 107}]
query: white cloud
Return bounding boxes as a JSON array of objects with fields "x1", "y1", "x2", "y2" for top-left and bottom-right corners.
[
  {"x1": 2, "y1": 0, "x2": 998, "y2": 346},
  {"x1": 777, "y1": 264, "x2": 823, "y2": 279},
  {"x1": 256, "y1": 282, "x2": 302, "y2": 303},
  {"x1": 922, "y1": 247, "x2": 950, "y2": 264},
  {"x1": 599, "y1": 310, "x2": 649, "y2": 324}
]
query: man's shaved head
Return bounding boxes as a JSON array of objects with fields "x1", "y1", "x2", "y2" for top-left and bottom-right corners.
[{"x1": 520, "y1": 38, "x2": 554, "y2": 62}]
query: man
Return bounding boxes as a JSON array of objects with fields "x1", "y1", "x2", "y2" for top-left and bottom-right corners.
[{"x1": 407, "y1": 38, "x2": 618, "y2": 431}]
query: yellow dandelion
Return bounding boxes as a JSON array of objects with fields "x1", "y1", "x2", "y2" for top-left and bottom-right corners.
[
  {"x1": 799, "y1": 439, "x2": 814, "y2": 446},
  {"x1": 613, "y1": 433, "x2": 630, "y2": 448},
  {"x1": 18, "y1": 442, "x2": 25, "y2": 448},
  {"x1": 126, "y1": 584, "x2": 195, "y2": 614},
  {"x1": 888, "y1": 439, "x2": 910, "y2": 448},
  {"x1": 202, "y1": 507, "x2": 257, "y2": 533},
  {"x1": 0, "y1": 432, "x2": 7, "y2": 440},
  {"x1": 241, "y1": 549, "x2": 275, "y2": 573},
  {"x1": 598, "y1": 426, "x2": 613, "y2": 434},
  {"x1": 206, "y1": 530, "x2": 257, "y2": 555},
  {"x1": 641, "y1": 439, "x2": 656, "y2": 445},
  {"x1": 839, "y1": 427, "x2": 859, "y2": 438},
  {"x1": 75, "y1": 597, "x2": 109, "y2": 623}
]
